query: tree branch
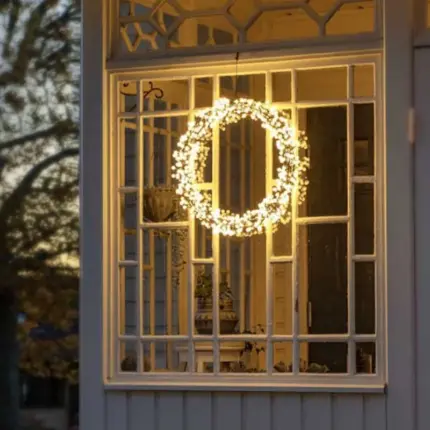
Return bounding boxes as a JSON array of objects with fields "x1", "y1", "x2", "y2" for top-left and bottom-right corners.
[
  {"x1": 0, "y1": 147, "x2": 79, "y2": 232},
  {"x1": 0, "y1": 121, "x2": 78, "y2": 152}
]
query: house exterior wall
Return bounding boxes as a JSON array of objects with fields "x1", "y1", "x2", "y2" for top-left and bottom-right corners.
[
  {"x1": 105, "y1": 391, "x2": 386, "y2": 430},
  {"x1": 80, "y1": 1, "x2": 425, "y2": 430}
]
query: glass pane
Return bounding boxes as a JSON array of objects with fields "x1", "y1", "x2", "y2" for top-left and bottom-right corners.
[
  {"x1": 195, "y1": 77, "x2": 213, "y2": 108},
  {"x1": 120, "y1": 119, "x2": 137, "y2": 187},
  {"x1": 273, "y1": 263, "x2": 293, "y2": 335},
  {"x1": 142, "y1": 115, "x2": 187, "y2": 188},
  {"x1": 355, "y1": 262, "x2": 375, "y2": 335},
  {"x1": 273, "y1": 223, "x2": 292, "y2": 256},
  {"x1": 119, "y1": 194, "x2": 137, "y2": 261},
  {"x1": 194, "y1": 265, "x2": 214, "y2": 335},
  {"x1": 354, "y1": 184, "x2": 374, "y2": 255},
  {"x1": 353, "y1": 65, "x2": 374, "y2": 98},
  {"x1": 195, "y1": 222, "x2": 212, "y2": 259},
  {"x1": 299, "y1": 224, "x2": 348, "y2": 335},
  {"x1": 143, "y1": 341, "x2": 188, "y2": 372},
  {"x1": 120, "y1": 193, "x2": 137, "y2": 230},
  {"x1": 141, "y1": 229, "x2": 188, "y2": 336},
  {"x1": 273, "y1": 342, "x2": 293, "y2": 373},
  {"x1": 192, "y1": 342, "x2": 215, "y2": 373},
  {"x1": 297, "y1": 68, "x2": 347, "y2": 101},
  {"x1": 298, "y1": 106, "x2": 347, "y2": 217},
  {"x1": 119, "y1": 81, "x2": 138, "y2": 113},
  {"x1": 142, "y1": 80, "x2": 188, "y2": 111},
  {"x1": 300, "y1": 342, "x2": 347, "y2": 374},
  {"x1": 356, "y1": 342, "x2": 376, "y2": 374},
  {"x1": 120, "y1": 267, "x2": 137, "y2": 336},
  {"x1": 354, "y1": 104, "x2": 374, "y2": 176},
  {"x1": 326, "y1": 2, "x2": 375, "y2": 36},
  {"x1": 220, "y1": 74, "x2": 265, "y2": 101},
  {"x1": 272, "y1": 72, "x2": 292, "y2": 102},
  {"x1": 119, "y1": 340, "x2": 138, "y2": 372}
]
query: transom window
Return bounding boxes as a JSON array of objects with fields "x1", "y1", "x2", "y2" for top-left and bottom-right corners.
[
  {"x1": 115, "y1": 0, "x2": 381, "y2": 57},
  {"x1": 109, "y1": 55, "x2": 384, "y2": 388}
]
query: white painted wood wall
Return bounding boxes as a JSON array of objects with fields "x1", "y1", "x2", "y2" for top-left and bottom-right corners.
[{"x1": 80, "y1": 1, "x2": 426, "y2": 429}]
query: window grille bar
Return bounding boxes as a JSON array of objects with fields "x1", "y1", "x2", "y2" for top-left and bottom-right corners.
[
  {"x1": 140, "y1": 221, "x2": 189, "y2": 229},
  {"x1": 148, "y1": 95, "x2": 156, "y2": 369},
  {"x1": 136, "y1": 81, "x2": 144, "y2": 373},
  {"x1": 240, "y1": 120, "x2": 246, "y2": 333},
  {"x1": 265, "y1": 71, "x2": 274, "y2": 375},
  {"x1": 118, "y1": 186, "x2": 139, "y2": 193},
  {"x1": 347, "y1": 66, "x2": 356, "y2": 376},
  {"x1": 212, "y1": 75, "x2": 221, "y2": 375},
  {"x1": 187, "y1": 77, "x2": 196, "y2": 374},
  {"x1": 119, "y1": 260, "x2": 138, "y2": 267},
  {"x1": 374, "y1": 60, "x2": 383, "y2": 377},
  {"x1": 296, "y1": 215, "x2": 349, "y2": 224},
  {"x1": 291, "y1": 69, "x2": 300, "y2": 375},
  {"x1": 116, "y1": 333, "x2": 377, "y2": 342},
  {"x1": 166, "y1": 107, "x2": 173, "y2": 368},
  {"x1": 352, "y1": 176, "x2": 375, "y2": 183},
  {"x1": 114, "y1": 76, "x2": 122, "y2": 377}
]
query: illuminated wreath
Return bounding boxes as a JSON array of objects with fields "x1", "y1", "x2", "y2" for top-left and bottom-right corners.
[{"x1": 172, "y1": 98, "x2": 309, "y2": 237}]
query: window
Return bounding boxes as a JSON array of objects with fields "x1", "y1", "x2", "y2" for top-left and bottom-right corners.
[
  {"x1": 117, "y1": 0, "x2": 380, "y2": 55},
  {"x1": 109, "y1": 56, "x2": 384, "y2": 388}
]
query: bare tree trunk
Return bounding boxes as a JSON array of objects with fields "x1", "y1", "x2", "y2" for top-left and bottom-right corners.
[{"x1": 0, "y1": 290, "x2": 19, "y2": 430}]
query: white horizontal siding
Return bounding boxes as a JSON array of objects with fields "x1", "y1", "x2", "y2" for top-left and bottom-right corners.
[{"x1": 105, "y1": 391, "x2": 386, "y2": 430}]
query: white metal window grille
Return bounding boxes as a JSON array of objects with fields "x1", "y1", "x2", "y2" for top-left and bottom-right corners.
[
  {"x1": 113, "y1": 0, "x2": 381, "y2": 57},
  {"x1": 111, "y1": 55, "x2": 384, "y2": 388}
]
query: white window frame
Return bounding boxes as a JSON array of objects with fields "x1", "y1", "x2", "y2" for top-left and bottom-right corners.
[{"x1": 105, "y1": 52, "x2": 386, "y2": 392}]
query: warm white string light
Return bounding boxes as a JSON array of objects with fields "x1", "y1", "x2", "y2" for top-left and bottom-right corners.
[{"x1": 172, "y1": 98, "x2": 309, "y2": 237}]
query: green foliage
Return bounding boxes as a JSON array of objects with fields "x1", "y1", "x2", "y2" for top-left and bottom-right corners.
[{"x1": 0, "y1": 0, "x2": 80, "y2": 390}]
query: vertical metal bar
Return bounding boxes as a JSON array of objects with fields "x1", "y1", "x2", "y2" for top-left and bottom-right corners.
[
  {"x1": 136, "y1": 81, "x2": 144, "y2": 372},
  {"x1": 148, "y1": 95, "x2": 156, "y2": 369},
  {"x1": 212, "y1": 75, "x2": 221, "y2": 375},
  {"x1": 188, "y1": 77, "x2": 196, "y2": 373},
  {"x1": 291, "y1": 69, "x2": 300, "y2": 375},
  {"x1": 347, "y1": 65, "x2": 356, "y2": 375},
  {"x1": 265, "y1": 71, "x2": 274, "y2": 375}
]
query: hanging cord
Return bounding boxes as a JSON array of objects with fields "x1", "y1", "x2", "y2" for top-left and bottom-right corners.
[{"x1": 234, "y1": 52, "x2": 240, "y2": 98}]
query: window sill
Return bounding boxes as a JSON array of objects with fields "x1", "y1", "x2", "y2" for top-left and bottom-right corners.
[{"x1": 104, "y1": 375, "x2": 386, "y2": 394}]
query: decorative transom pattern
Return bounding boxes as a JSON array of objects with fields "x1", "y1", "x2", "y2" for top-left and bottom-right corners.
[{"x1": 118, "y1": 0, "x2": 378, "y2": 54}]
